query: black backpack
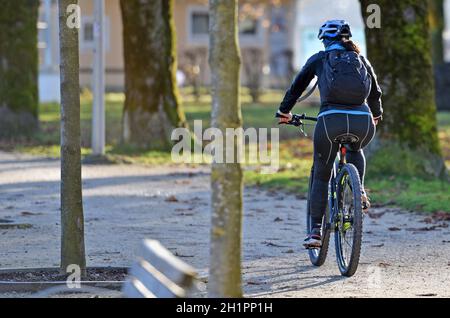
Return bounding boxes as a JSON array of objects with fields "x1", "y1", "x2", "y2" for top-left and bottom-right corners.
[{"x1": 322, "y1": 50, "x2": 371, "y2": 105}]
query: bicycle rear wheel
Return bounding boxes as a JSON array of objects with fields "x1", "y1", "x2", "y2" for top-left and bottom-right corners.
[
  {"x1": 307, "y1": 167, "x2": 331, "y2": 266},
  {"x1": 334, "y1": 164, "x2": 363, "y2": 277}
]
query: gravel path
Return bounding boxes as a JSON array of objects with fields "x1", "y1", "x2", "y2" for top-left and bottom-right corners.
[{"x1": 0, "y1": 151, "x2": 449, "y2": 298}]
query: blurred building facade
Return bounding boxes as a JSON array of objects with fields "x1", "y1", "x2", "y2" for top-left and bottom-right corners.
[
  {"x1": 38, "y1": 0, "x2": 450, "y2": 102},
  {"x1": 445, "y1": 0, "x2": 450, "y2": 62}
]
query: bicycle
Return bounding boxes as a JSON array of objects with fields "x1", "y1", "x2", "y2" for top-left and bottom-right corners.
[{"x1": 276, "y1": 113, "x2": 363, "y2": 277}]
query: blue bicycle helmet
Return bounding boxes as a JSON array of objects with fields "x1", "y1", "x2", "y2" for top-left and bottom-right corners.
[{"x1": 318, "y1": 20, "x2": 352, "y2": 40}]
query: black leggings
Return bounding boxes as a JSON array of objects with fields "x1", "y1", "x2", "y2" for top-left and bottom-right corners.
[{"x1": 310, "y1": 113, "x2": 376, "y2": 225}]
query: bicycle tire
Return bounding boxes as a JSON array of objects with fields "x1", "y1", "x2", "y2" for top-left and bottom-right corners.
[
  {"x1": 334, "y1": 164, "x2": 363, "y2": 277},
  {"x1": 307, "y1": 167, "x2": 331, "y2": 266}
]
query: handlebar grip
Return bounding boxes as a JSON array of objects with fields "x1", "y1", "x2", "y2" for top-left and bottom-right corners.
[{"x1": 276, "y1": 112, "x2": 318, "y2": 124}]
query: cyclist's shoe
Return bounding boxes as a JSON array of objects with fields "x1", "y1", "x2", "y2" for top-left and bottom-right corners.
[
  {"x1": 304, "y1": 225, "x2": 322, "y2": 249},
  {"x1": 362, "y1": 192, "x2": 371, "y2": 212}
]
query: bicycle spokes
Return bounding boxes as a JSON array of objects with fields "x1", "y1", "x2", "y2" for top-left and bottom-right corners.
[
  {"x1": 338, "y1": 176, "x2": 355, "y2": 267},
  {"x1": 334, "y1": 165, "x2": 363, "y2": 277}
]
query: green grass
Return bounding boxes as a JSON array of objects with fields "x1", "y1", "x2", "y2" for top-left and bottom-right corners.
[
  {"x1": 244, "y1": 137, "x2": 450, "y2": 213},
  {"x1": 438, "y1": 111, "x2": 450, "y2": 167},
  {"x1": 5, "y1": 90, "x2": 450, "y2": 213},
  {"x1": 245, "y1": 139, "x2": 314, "y2": 197},
  {"x1": 19, "y1": 90, "x2": 316, "y2": 163},
  {"x1": 367, "y1": 177, "x2": 450, "y2": 212}
]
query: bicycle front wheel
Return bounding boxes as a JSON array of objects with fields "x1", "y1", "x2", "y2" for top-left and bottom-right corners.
[{"x1": 334, "y1": 164, "x2": 363, "y2": 277}]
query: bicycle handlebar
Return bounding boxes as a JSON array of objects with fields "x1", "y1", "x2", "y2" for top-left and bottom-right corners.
[{"x1": 275, "y1": 112, "x2": 318, "y2": 127}]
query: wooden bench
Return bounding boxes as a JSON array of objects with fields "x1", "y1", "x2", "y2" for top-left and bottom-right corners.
[{"x1": 122, "y1": 240, "x2": 198, "y2": 298}]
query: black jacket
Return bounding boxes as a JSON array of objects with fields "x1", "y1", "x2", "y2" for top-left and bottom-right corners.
[{"x1": 279, "y1": 50, "x2": 383, "y2": 118}]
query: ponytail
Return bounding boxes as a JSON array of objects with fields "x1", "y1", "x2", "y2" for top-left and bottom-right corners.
[{"x1": 341, "y1": 39, "x2": 361, "y2": 54}]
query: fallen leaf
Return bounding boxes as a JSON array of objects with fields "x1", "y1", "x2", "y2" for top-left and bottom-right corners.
[
  {"x1": 368, "y1": 212, "x2": 386, "y2": 219},
  {"x1": 21, "y1": 211, "x2": 43, "y2": 217},
  {"x1": 176, "y1": 213, "x2": 194, "y2": 217},
  {"x1": 371, "y1": 244, "x2": 384, "y2": 248},
  {"x1": 174, "y1": 252, "x2": 194, "y2": 258},
  {"x1": 378, "y1": 262, "x2": 391, "y2": 268},
  {"x1": 274, "y1": 217, "x2": 283, "y2": 222},
  {"x1": 165, "y1": 195, "x2": 179, "y2": 203},
  {"x1": 251, "y1": 208, "x2": 265, "y2": 213},
  {"x1": 247, "y1": 281, "x2": 265, "y2": 286},
  {"x1": 0, "y1": 224, "x2": 33, "y2": 230},
  {"x1": 283, "y1": 249, "x2": 295, "y2": 254},
  {"x1": 86, "y1": 218, "x2": 100, "y2": 222},
  {"x1": 406, "y1": 224, "x2": 448, "y2": 232},
  {"x1": 262, "y1": 241, "x2": 288, "y2": 248},
  {"x1": 175, "y1": 180, "x2": 191, "y2": 185},
  {"x1": 175, "y1": 208, "x2": 194, "y2": 212},
  {"x1": 416, "y1": 293, "x2": 437, "y2": 297},
  {"x1": 388, "y1": 227, "x2": 401, "y2": 231},
  {"x1": 431, "y1": 211, "x2": 450, "y2": 222},
  {"x1": 422, "y1": 217, "x2": 433, "y2": 224}
]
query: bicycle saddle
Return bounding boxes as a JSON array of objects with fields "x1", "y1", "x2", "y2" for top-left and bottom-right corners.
[{"x1": 334, "y1": 134, "x2": 360, "y2": 144}]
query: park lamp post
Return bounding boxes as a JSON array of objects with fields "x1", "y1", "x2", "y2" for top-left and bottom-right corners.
[{"x1": 92, "y1": 0, "x2": 106, "y2": 155}]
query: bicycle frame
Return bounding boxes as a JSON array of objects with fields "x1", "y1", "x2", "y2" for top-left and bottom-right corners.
[{"x1": 327, "y1": 146, "x2": 347, "y2": 233}]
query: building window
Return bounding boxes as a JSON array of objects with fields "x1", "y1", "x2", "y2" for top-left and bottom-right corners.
[
  {"x1": 187, "y1": 5, "x2": 262, "y2": 45},
  {"x1": 190, "y1": 12, "x2": 259, "y2": 36},
  {"x1": 192, "y1": 12, "x2": 209, "y2": 35},
  {"x1": 83, "y1": 22, "x2": 95, "y2": 43},
  {"x1": 80, "y1": 16, "x2": 110, "y2": 51},
  {"x1": 239, "y1": 18, "x2": 258, "y2": 35},
  {"x1": 187, "y1": 6, "x2": 209, "y2": 44}
]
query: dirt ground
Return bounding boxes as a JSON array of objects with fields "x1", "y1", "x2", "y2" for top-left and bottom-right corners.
[{"x1": 0, "y1": 151, "x2": 449, "y2": 298}]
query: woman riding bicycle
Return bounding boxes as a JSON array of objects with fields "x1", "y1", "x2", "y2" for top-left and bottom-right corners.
[{"x1": 277, "y1": 20, "x2": 383, "y2": 248}]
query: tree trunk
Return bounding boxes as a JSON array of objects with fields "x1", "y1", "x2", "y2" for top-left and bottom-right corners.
[
  {"x1": 360, "y1": 0, "x2": 446, "y2": 178},
  {"x1": 58, "y1": 0, "x2": 86, "y2": 274},
  {"x1": 428, "y1": 0, "x2": 444, "y2": 65},
  {"x1": 434, "y1": 63, "x2": 450, "y2": 111},
  {"x1": 208, "y1": 0, "x2": 244, "y2": 298},
  {"x1": 428, "y1": 0, "x2": 449, "y2": 111},
  {"x1": 120, "y1": 0, "x2": 186, "y2": 149},
  {"x1": 242, "y1": 48, "x2": 263, "y2": 103},
  {"x1": 0, "y1": 0, "x2": 39, "y2": 139}
]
